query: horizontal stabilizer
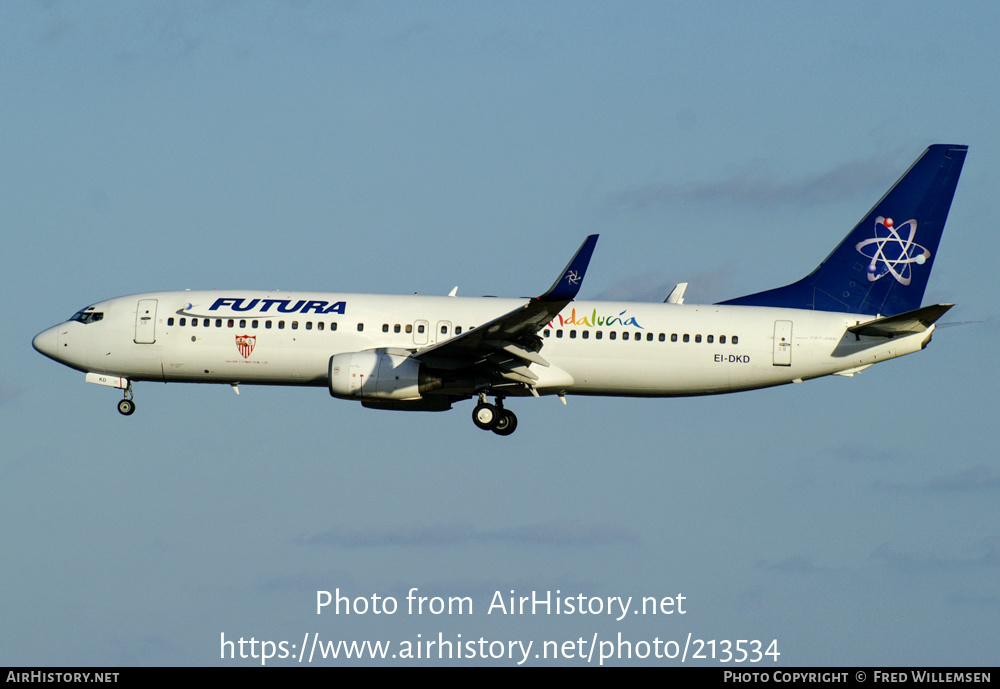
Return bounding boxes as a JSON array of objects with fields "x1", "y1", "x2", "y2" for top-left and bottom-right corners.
[{"x1": 848, "y1": 303, "x2": 953, "y2": 337}]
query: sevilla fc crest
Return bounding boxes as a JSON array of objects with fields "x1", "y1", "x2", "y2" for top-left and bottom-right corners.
[{"x1": 235, "y1": 334, "x2": 256, "y2": 359}]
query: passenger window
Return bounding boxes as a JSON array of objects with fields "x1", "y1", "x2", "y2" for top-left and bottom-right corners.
[
  {"x1": 596, "y1": 331, "x2": 603, "y2": 340},
  {"x1": 331, "y1": 322, "x2": 338, "y2": 331},
  {"x1": 671, "y1": 333, "x2": 678, "y2": 342},
  {"x1": 732, "y1": 335, "x2": 739, "y2": 344},
  {"x1": 265, "y1": 321, "x2": 272, "y2": 329},
  {"x1": 240, "y1": 319, "x2": 247, "y2": 329},
  {"x1": 659, "y1": 333, "x2": 665, "y2": 342},
  {"x1": 647, "y1": 333, "x2": 653, "y2": 341},
  {"x1": 622, "y1": 332, "x2": 629, "y2": 341},
  {"x1": 683, "y1": 334, "x2": 690, "y2": 343},
  {"x1": 382, "y1": 324, "x2": 389, "y2": 333},
  {"x1": 406, "y1": 324, "x2": 413, "y2": 334},
  {"x1": 609, "y1": 332, "x2": 617, "y2": 340},
  {"x1": 306, "y1": 322, "x2": 313, "y2": 330},
  {"x1": 720, "y1": 335, "x2": 726, "y2": 344},
  {"x1": 695, "y1": 334, "x2": 702, "y2": 343},
  {"x1": 228, "y1": 319, "x2": 234, "y2": 328},
  {"x1": 358, "y1": 323, "x2": 364, "y2": 332},
  {"x1": 180, "y1": 318, "x2": 187, "y2": 326},
  {"x1": 216, "y1": 319, "x2": 222, "y2": 327},
  {"x1": 582, "y1": 331, "x2": 589, "y2": 339},
  {"x1": 394, "y1": 324, "x2": 401, "y2": 333},
  {"x1": 192, "y1": 319, "x2": 198, "y2": 327},
  {"x1": 455, "y1": 326, "x2": 462, "y2": 335},
  {"x1": 278, "y1": 321, "x2": 285, "y2": 329},
  {"x1": 416, "y1": 324, "x2": 424, "y2": 334},
  {"x1": 570, "y1": 330, "x2": 577, "y2": 339},
  {"x1": 556, "y1": 330, "x2": 563, "y2": 338},
  {"x1": 168, "y1": 317, "x2": 175, "y2": 326},
  {"x1": 707, "y1": 335, "x2": 714, "y2": 343},
  {"x1": 318, "y1": 322, "x2": 324, "y2": 331}
]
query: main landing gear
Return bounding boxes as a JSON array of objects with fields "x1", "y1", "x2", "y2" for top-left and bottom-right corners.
[
  {"x1": 472, "y1": 393, "x2": 518, "y2": 436},
  {"x1": 117, "y1": 383, "x2": 136, "y2": 416}
]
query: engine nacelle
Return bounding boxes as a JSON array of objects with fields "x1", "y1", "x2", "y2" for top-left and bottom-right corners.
[{"x1": 328, "y1": 350, "x2": 441, "y2": 401}]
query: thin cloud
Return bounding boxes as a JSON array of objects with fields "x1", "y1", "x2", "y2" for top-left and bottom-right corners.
[
  {"x1": 593, "y1": 265, "x2": 734, "y2": 304},
  {"x1": 0, "y1": 381, "x2": 24, "y2": 407},
  {"x1": 871, "y1": 537, "x2": 1000, "y2": 572},
  {"x1": 607, "y1": 150, "x2": 906, "y2": 210},
  {"x1": 383, "y1": 22, "x2": 430, "y2": 46},
  {"x1": 947, "y1": 592, "x2": 1000, "y2": 608},
  {"x1": 293, "y1": 520, "x2": 639, "y2": 548},
  {"x1": 39, "y1": 15, "x2": 76, "y2": 45},
  {"x1": 926, "y1": 466, "x2": 1000, "y2": 492},
  {"x1": 829, "y1": 443, "x2": 904, "y2": 464},
  {"x1": 755, "y1": 555, "x2": 848, "y2": 576},
  {"x1": 875, "y1": 465, "x2": 1000, "y2": 493}
]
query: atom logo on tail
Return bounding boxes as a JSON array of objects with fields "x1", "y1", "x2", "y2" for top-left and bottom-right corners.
[{"x1": 855, "y1": 216, "x2": 930, "y2": 286}]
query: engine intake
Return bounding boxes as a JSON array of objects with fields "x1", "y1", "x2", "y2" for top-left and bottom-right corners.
[{"x1": 329, "y1": 350, "x2": 442, "y2": 401}]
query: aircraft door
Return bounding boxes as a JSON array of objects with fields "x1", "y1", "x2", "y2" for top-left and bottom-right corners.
[
  {"x1": 134, "y1": 299, "x2": 158, "y2": 344},
  {"x1": 435, "y1": 320, "x2": 452, "y2": 344},
  {"x1": 773, "y1": 320, "x2": 792, "y2": 366},
  {"x1": 413, "y1": 320, "x2": 429, "y2": 345}
]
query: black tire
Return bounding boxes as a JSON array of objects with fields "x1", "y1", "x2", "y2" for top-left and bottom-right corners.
[
  {"x1": 472, "y1": 402, "x2": 498, "y2": 430},
  {"x1": 493, "y1": 409, "x2": 518, "y2": 436},
  {"x1": 118, "y1": 399, "x2": 136, "y2": 416}
]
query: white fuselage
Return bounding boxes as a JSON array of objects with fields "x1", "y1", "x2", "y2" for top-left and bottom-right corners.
[{"x1": 33, "y1": 290, "x2": 931, "y2": 398}]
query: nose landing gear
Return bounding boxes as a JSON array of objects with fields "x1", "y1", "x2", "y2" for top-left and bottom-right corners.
[{"x1": 117, "y1": 383, "x2": 135, "y2": 416}]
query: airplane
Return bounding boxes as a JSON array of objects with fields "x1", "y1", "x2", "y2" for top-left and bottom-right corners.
[{"x1": 33, "y1": 144, "x2": 967, "y2": 436}]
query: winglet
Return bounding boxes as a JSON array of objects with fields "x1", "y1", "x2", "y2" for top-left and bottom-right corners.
[{"x1": 537, "y1": 234, "x2": 599, "y2": 302}]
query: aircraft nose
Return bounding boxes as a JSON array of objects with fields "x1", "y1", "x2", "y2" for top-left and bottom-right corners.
[{"x1": 32, "y1": 326, "x2": 60, "y2": 359}]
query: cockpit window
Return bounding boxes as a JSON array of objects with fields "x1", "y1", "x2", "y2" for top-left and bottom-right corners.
[{"x1": 70, "y1": 309, "x2": 104, "y2": 324}]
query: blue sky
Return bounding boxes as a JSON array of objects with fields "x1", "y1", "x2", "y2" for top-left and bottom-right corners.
[{"x1": 2, "y1": 1, "x2": 997, "y2": 666}]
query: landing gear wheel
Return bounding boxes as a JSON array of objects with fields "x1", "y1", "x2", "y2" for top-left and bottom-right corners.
[
  {"x1": 492, "y1": 409, "x2": 518, "y2": 436},
  {"x1": 117, "y1": 398, "x2": 136, "y2": 416},
  {"x1": 472, "y1": 402, "x2": 499, "y2": 430}
]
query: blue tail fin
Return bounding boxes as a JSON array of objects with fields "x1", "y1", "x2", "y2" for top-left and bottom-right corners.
[{"x1": 719, "y1": 144, "x2": 967, "y2": 316}]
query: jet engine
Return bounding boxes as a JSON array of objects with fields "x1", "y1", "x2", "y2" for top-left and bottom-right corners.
[{"x1": 328, "y1": 350, "x2": 442, "y2": 401}]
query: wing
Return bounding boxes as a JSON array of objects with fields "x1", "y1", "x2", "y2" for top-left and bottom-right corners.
[{"x1": 414, "y1": 235, "x2": 598, "y2": 390}]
